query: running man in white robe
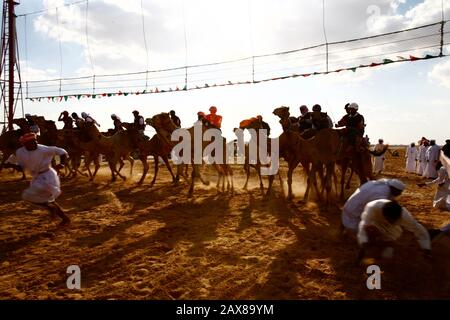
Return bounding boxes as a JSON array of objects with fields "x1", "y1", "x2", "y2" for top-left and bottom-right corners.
[
  {"x1": 372, "y1": 139, "x2": 385, "y2": 175},
  {"x1": 357, "y1": 199, "x2": 431, "y2": 261},
  {"x1": 11, "y1": 133, "x2": 70, "y2": 226},
  {"x1": 418, "y1": 162, "x2": 450, "y2": 211},
  {"x1": 405, "y1": 142, "x2": 417, "y2": 173},
  {"x1": 341, "y1": 178, "x2": 406, "y2": 232}
]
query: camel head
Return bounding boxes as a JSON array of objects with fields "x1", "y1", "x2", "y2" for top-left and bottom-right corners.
[
  {"x1": 12, "y1": 118, "x2": 28, "y2": 128},
  {"x1": 273, "y1": 106, "x2": 290, "y2": 119},
  {"x1": 146, "y1": 113, "x2": 177, "y2": 146},
  {"x1": 146, "y1": 113, "x2": 177, "y2": 134}
]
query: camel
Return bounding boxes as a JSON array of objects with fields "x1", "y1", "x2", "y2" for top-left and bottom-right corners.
[
  {"x1": 273, "y1": 106, "x2": 387, "y2": 203},
  {"x1": 147, "y1": 113, "x2": 234, "y2": 195},
  {"x1": 125, "y1": 123, "x2": 176, "y2": 186},
  {"x1": 0, "y1": 128, "x2": 26, "y2": 179},
  {"x1": 239, "y1": 118, "x2": 278, "y2": 194},
  {"x1": 77, "y1": 122, "x2": 136, "y2": 182}
]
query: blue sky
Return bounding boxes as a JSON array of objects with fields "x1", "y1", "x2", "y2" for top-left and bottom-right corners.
[{"x1": 9, "y1": 0, "x2": 450, "y2": 144}]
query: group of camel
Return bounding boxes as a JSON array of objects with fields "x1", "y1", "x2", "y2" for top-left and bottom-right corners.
[{"x1": 0, "y1": 108, "x2": 387, "y2": 203}]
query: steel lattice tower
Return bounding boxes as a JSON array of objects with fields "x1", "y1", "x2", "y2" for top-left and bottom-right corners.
[{"x1": 1, "y1": 0, "x2": 23, "y2": 132}]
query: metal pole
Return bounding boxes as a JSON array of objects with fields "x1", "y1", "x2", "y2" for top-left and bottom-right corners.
[{"x1": 7, "y1": 0, "x2": 15, "y2": 130}]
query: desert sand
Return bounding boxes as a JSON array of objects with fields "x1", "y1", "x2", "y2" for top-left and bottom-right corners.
[{"x1": 0, "y1": 149, "x2": 449, "y2": 300}]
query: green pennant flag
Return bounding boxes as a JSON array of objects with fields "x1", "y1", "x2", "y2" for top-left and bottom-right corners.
[
  {"x1": 64, "y1": 96, "x2": 68, "y2": 101},
  {"x1": 124, "y1": 92, "x2": 129, "y2": 96},
  {"x1": 77, "y1": 95, "x2": 81, "y2": 99},
  {"x1": 383, "y1": 59, "x2": 394, "y2": 64},
  {"x1": 424, "y1": 54, "x2": 435, "y2": 59},
  {"x1": 92, "y1": 94, "x2": 96, "y2": 99},
  {"x1": 107, "y1": 93, "x2": 112, "y2": 97},
  {"x1": 183, "y1": 85, "x2": 187, "y2": 91}
]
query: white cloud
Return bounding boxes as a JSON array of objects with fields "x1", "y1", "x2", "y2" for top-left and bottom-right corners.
[{"x1": 429, "y1": 59, "x2": 450, "y2": 88}]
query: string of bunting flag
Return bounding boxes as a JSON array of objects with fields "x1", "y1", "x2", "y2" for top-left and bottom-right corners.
[{"x1": 27, "y1": 53, "x2": 447, "y2": 102}]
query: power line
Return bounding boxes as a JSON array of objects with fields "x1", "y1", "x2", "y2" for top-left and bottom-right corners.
[
  {"x1": 24, "y1": 20, "x2": 449, "y2": 85},
  {"x1": 16, "y1": 0, "x2": 88, "y2": 18}
]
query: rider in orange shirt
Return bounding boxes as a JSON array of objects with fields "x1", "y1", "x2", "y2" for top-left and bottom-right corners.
[{"x1": 205, "y1": 106, "x2": 223, "y2": 129}]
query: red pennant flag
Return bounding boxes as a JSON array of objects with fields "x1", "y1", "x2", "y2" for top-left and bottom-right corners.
[
  {"x1": 302, "y1": 73, "x2": 311, "y2": 77},
  {"x1": 155, "y1": 87, "x2": 159, "y2": 93},
  {"x1": 409, "y1": 55, "x2": 419, "y2": 61},
  {"x1": 102, "y1": 93, "x2": 107, "y2": 97},
  {"x1": 369, "y1": 62, "x2": 381, "y2": 67}
]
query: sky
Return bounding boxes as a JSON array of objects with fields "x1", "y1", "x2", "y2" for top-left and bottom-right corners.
[{"x1": 6, "y1": 0, "x2": 450, "y2": 144}]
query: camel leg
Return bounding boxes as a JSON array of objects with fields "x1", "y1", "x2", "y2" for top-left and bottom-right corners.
[
  {"x1": 138, "y1": 155, "x2": 148, "y2": 185},
  {"x1": 242, "y1": 163, "x2": 250, "y2": 190},
  {"x1": 345, "y1": 168, "x2": 354, "y2": 189},
  {"x1": 265, "y1": 174, "x2": 275, "y2": 198},
  {"x1": 257, "y1": 165, "x2": 264, "y2": 192},
  {"x1": 129, "y1": 156, "x2": 134, "y2": 176},
  {"x1": 150, "y1": 155, "x2": 159, "y2": 187},
  {"x1": 188, "y1": 165, "x2": 196, "y2": 196},
  {"x1": 117, "y1": 158, "x2": 125, "y2": 173},
  {"x1": 161, "y1": 155, "x2": 176, "y2": 182},
  {"x1": 287, "y1": 165, "x2": 294, "y2": 201},
  {"x1": 91, "y1": 156, "x2": 101, "y2": 181}
]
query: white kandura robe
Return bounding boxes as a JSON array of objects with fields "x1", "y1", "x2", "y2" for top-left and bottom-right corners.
[
  {"x1": 416, "y1": 145, "x2": 427, "y2": 175},
  {"x1": 423, "y1": 145, "x2": 441, "y2": 179},
  {"x1": 426, "y1": 167, "x2": 450, "y2": 211},
  {"x1": 342, "y1": 179, "x2": 395, "y2": 231},
  {"x1": 16, "y1": 145, "x2": 68, "y2": 204},
  {"x1": 358, "y1": 199, "x2": 431, "y2": 250},
  {"x1": 372, "y1": 143, "x2": 385, "y2": 174},
  {"x1": 405, "y1": 146, "x2": 417, "y2": 173}
]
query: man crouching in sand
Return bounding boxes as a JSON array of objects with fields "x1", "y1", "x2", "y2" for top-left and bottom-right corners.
[{"x1": 11, "y1": 133, "x2": 70, "y2": 226}]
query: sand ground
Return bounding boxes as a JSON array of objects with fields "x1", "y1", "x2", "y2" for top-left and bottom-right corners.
[{"x1": 0, "y1": 149, "x2": 449, "y2": 299}]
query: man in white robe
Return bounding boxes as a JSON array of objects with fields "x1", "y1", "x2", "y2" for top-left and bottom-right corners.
[
  {"x1": 416, "y1": 140, "x2": 428, "y2": 175},
  {"x1": 12, "y1": 133, "x2": 70, "y2": 226},
  {"x1": 405, "y1": 142, "x2": 417, "y2": 173},
  {"x1": 372, "y1": 139, "x2": 385, "y2": 175},
  {"x1": 423, "y1": 140, "x2": 440, "y2": 179},
  {"x1": 342, "y1": 178, "x2": 406, "y2": 232},
  {"x1": 357, "y1": 199, "x2": 431, "y2": 261}
]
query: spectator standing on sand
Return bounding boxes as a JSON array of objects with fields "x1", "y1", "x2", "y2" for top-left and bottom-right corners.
[
  {"x1": 372, "y1": 139, "x2": 386, "y2": 175},
  {"x1": 416, "y1": 139, "x2": 429, "y2": 176},
  {"x1": 423, "y1": 140, "x2": 440, "y2": 179},
  {"x1": 442, "y1": 139, "x2": 450, "y2": 158},
  {"x1": 405, "y1": 142, "x2": 417, "y2": 173}
]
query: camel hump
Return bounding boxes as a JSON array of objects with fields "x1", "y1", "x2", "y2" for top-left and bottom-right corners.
[{"x1": 239, "y1": 118, "x2": 257, "y2": 128}]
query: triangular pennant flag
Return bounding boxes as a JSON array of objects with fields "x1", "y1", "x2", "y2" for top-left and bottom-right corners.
[
  {"x1": 155, "y1": 88, "x2": 159, "y2": 93},
  {"x1": 102, "y1": 93, "x2": 107, "y2": 97},
  {"x1": 77, "y1": 95, "x2": 81, "y2": 99},
  {"x1": 302, "y1": 73, "x2": 311, "y2": 77},
  {"x1": 124, "y1": 92, "x2": 129, "y2": 96},
  {"x1": 118, "y1": 91, "x2": 123, "y2": 96},
  {"x1": 64, "y1": 96, "x2": 68, "y2": 101},
  {"x1": 107, "y1": 93, "x2": 112, "y2": 97},
  {"x1": 409, "y1": 55, "x2": 420, "y2": 61},
  {"x1": 335, "y1": 69, "x2": 344, "y2": 73},
  {"x1": 92, "y1": 94, "x2": 96, "y2": 99},
  {"x1": 369, "y1": 62, "x2": 381, "y2": 67},
  {"x1": 228, "y1": 81, "x2": 233, "y2": 85},
  {"x1": 424, "y1": 54, "x2": 435, "y2": 59},
  {"x1": 349, "y1": 67, "x2": 357, "y2": 72},
  {"x1": 59, "y1": 96, "x2": 63, "y2": 102},
  {"x1": 204, "y1": 84, "x2": 209, "y2": 87},
  {"x1": 183, "y1": 85, "x2": 187, "y2": 91},
  {"x1": 382, "y1": 59, "x2": 394, "y2": 64},
  {"x1": 397, "y1": 56, "x2": 407, "y2": 61}
]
